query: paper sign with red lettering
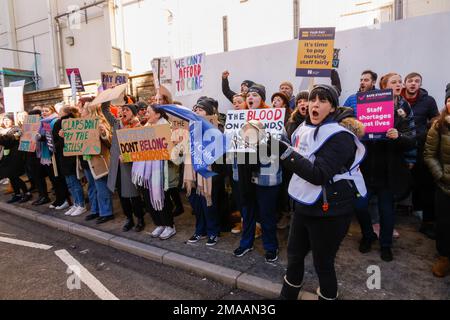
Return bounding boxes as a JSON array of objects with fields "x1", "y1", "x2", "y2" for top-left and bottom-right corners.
[
  {"x1": 225, "y1": 108, "x2": 286, "y2": 152},
  {"x1": 173, "y1": 53, "x2": 205, "y2": 97},
  {"x1": 117, "y1": 124, "x2": 174, "y2": 162},
  {"x1": 357, "y1": 89, "x2": 394, "y2": 140}
]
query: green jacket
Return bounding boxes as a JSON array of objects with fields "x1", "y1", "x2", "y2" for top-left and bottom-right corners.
[{"x1": 424, "y1": 118, "x2": 450, "y2": 195}]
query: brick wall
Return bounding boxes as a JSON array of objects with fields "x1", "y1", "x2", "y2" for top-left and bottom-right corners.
[
  {"x1": 129, "y1": 72, "x2": 156, "y2": 103},
  {"x1": 1, "y1": 71, "x2": 157, "y2": 112},
  {"x1": 23, "y1": 82, "x2": 100, "y2": 111}
]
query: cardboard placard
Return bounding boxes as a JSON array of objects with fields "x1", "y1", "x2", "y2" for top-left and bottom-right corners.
[
  {"x1": 225, "y1": 108, "x2": 286, "y2": 152},
  {"x1": 151, "y1": 57, "x2": 172, "y2": 89},
  {"x1": 18, "y1": 115, "x2": 41, "y2": 152},
  {"x1": 66, "y1": 68, "x2": 85, "y2": 92},
  {"x1": 101, "y1": 72, "x2": 129, "y2": 90},
  {"x1": 296, "y1": 28, "x2": 335, "y2": 77},
  {"x1": 61, "y1": 118, "x2": 101, "y2": 156},
  {"x1": 117, "y1": 124, "x2": 174, "y2": 162},
  {"x1": 91, "y1": 83, "x2": 128, "y2": 106},
  {"x1": 173, "y1": 53, "x2": 205, "y2": 96},
  {"x1": 357, "y1": 89, "x2": 394, "y2": 140},
  {"x1": 3, "y1": 86, "x2": 24, "y2": 113}
]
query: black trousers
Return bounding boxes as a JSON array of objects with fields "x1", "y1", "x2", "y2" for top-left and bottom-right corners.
[
  {"x1": 116, "y1": 168, "x2": 144, "y2": 220},
  {"x1": 9, "y1": 176, "x2": 27, "y2": 195},
  {"x1": 412, "y1": 161, "x2": 435, "y2": 222},
  {"x1": 435, "y1": 188, "x2": 450, "y2": 258},
  {"x1": 286, "y1": 211, "x2": 352, "y2": 299},
  {"x1": 41, "y1": 163, "x2": 70, "y2": 205},
  {"x1": 142, "y1": 188, "x2": 174, "y2": 227},
  {"x1": 168, "y1": 187, "x2": 183, "y2": 211}
]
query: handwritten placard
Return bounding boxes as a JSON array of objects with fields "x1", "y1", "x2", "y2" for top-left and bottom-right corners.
[
  {"x1": 117, "y1": 124, "x2": 174, "y2": 162},
  {"x1": 19, "y1": 115, "x2": 41, "y2": 152},
  {"x1": 62, "y1": 118, "x2": 101, "y2": 156},
  {"x1": 101, "y1": 72, "x2": 129, "y2": 90},
  {"x1": 173, "y1": 53, "x2": 205, "y2": 96},
  {"x1": 225, "y1": 108, "x2": 286, "y2": 152}
]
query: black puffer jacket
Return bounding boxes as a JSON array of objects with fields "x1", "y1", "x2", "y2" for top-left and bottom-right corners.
[
  {"x1": 402, "y1": 88, "x2": 439, "y2": 146},
  {"x1": 360, "y1": 97, "x2": 417, "y2": 200},
  {"x1": 281, "y1": 108, "x2": 364, "y2": 217},
  {"x1": 0, "y1": 127, "x2": 26, "y2": 177},
  {"x1": 286, "y1": 112, "x2": 306, "y2": 140}
]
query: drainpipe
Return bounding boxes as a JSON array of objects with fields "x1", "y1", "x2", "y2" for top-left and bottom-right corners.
[
  {"x1": 54, "y1": 19, "x2": 66, "y2": 84},
  {"x1": 47, "y1": 0, "x2": 60, "y2": 86}
]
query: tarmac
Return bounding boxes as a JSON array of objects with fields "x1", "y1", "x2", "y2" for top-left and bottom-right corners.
[{"x1": 1, "y1": 184, "x2": 448, "y2": 300}]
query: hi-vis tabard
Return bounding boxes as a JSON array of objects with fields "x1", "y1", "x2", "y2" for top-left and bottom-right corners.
[{"x1": 288, "y1": 122, "x2": 367, "y2": 205}]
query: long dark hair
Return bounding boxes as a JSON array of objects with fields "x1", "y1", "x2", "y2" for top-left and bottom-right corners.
[
  {"x1": 150, "y1": 105, "x2": 169, "y2": 121},
  {"x1": 435, "y1": 99, "x2": 450, "y2": 134}
]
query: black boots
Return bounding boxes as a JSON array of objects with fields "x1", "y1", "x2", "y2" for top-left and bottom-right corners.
[
  {"x1": 419, "y1": 222, "x2": 436, "y2": 240},
  {"x1": 7, "y1": 194, "x2": 22, "y2": 204},
  {"x1": 134, "y1": 218, "x2": 145, "y2": 232},
  {"x1": 278, "y1": 276, "x2": 303, "y2": 300},
  {"x1": 122, "y1": 218, "x2": 135, "y2": 232},
  {"x1": 316, "y1": 288, "x2": 339, "y2": 301}
]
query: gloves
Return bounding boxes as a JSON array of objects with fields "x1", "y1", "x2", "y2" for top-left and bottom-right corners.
[{"x1": 267, "y1": 134, "x2": 291, "y2": 157}]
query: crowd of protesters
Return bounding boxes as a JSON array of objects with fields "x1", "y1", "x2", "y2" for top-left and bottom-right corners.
[{"x1": 0, "y1": 68, "x2": 449, "y2": 301}]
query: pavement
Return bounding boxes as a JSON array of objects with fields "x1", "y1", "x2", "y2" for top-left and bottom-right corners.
[
  {"x1": 0, "y1": 212, "x2": 263, "y2": 300},
  {"x1": 1, "y1": 184, "x2": 449, "y2": 300}
]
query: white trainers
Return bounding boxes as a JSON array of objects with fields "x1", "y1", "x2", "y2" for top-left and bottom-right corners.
[
  {"x1": 65, "y1": 206, "x2": 78, "y2": 216},
  {"x1": 55, "y1": 201, "x2": 70, "y2": 210},
  {"x1": 70, "y1": 206, "x2": 87, "y2": 217},
  {"x1": 159, "y1": 226, "x2": 176, "y2": 240},
  {"x1": 151, "y1": 226, "x2": 166, "y2": 238}
]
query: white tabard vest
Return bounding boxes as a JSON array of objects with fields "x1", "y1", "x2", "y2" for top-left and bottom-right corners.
[{"x1": 288, "y1": 122, "x2": 367, "y2": 205}]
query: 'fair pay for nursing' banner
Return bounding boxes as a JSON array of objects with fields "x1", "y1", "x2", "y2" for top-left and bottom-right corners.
[
  {"x1": 173, "y1": 53, "x2": 205, "y2": 96},
  {"x1": 357, "y1": 89, "x2": 394, "y2": 140},
  {"x1": 62, "y1": 118, "x2": 101, "y2": 156},
  {"x1": 225, "y1": 108, "x2": 286, "y2": 152},
  {"x1": 117, "y1": 124, "x2": 174, "y2": 162},
  {"x1": 296, "y1": 27, "x2": 335, "y2": 78}
]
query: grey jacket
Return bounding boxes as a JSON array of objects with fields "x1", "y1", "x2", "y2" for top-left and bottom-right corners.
[{"x1": 101, "y1": 102, "x2": 139, "y2": 198}]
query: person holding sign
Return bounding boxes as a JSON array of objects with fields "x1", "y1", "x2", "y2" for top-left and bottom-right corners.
[
  {"x1": 54, "y1": 106, "x2": 87, "y2": 217},
  {"x1": 80, "y1": 103, "x2": 114, "y2": 224},
  {"x1": 101, "y1": 101, "x2": 145, "y2": 232},
  {"x1": 233, "y1": 84, "x2": 282, "y2": 262},
  {"x1": 34, "y1": 105, "x2": 71, "y2": 210},
  {"x1": 132, "y1": 105, "x2": 176, "y2": 238},
  {"x1": 274, "y1": 85, "x2": 366, "y2": 300},
  {"x1": 0, "y1": 114, "x2": 31, "y2": 204},
  {"x1": 356, "y1": 73, "x2": 417, "y2": 262}
]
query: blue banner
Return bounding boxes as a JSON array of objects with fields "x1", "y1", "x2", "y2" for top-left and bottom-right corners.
[{"x1": 156, "y1": 104, "x2": 227, "y2": 177}]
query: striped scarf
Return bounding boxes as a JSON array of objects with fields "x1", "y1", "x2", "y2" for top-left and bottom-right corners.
[{"x1": 131, "y1": 118, "x2": 169, "y2": 211}]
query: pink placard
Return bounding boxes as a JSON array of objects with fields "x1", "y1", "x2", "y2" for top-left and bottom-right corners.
[{"x1": 357, "y1": 101, "x2": 394, "y2": 134}]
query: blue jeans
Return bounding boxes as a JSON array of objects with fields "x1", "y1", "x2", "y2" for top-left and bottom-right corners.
[
  {"x1": 65, "y1": 175, "x2": 85, "y2": 207},
  {"x1": 240, "y1": 185, "x2": 279, "y2": 253},
  {"x1": 188, "y1": 191, "x2": 220, "y2": 237},
  {"x1": 355, "y1": 188, "x2": 395, "y2": 248},
  {"x1": 84, "y1": 169, "x2": 113, "y2": 217}
]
